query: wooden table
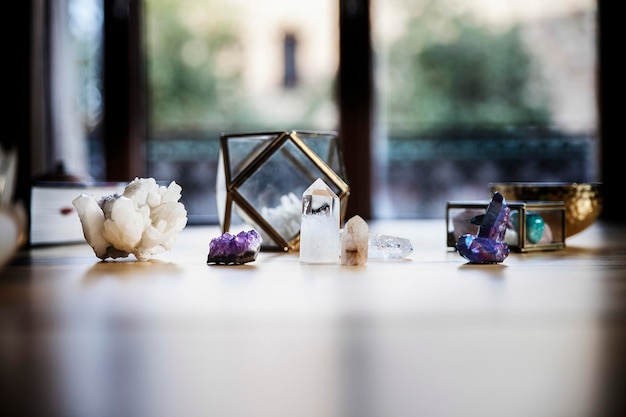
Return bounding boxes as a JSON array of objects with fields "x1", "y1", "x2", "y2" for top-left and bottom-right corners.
[{"x1": 1, "y1": 220, "x2": 625, "y2": 417}]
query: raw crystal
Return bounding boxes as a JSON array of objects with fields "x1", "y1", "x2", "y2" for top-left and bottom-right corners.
[
  {"x1": 299, "y1": 178, "x2": 340, "y2": 264},
  {"x1": 207, "y1": 229, "x2": 262, "y2": 265},
  {"x1": 73, "y1": 177, "x2": 188, "y2": 261},
  {"x1": 456, "y1": 191, "x2": 510, "y2": 264},
  {"x1": 509, "y1": 211, "x2": 545, "y2": 244},
  {"x1": 341, "y1": 215, "x2": 369, "y2": 266},
  {"x1": 368, "y1": 233, "x2": 413, "y2": 260}
]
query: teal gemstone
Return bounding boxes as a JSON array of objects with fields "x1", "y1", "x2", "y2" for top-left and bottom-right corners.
[
  {"x1": 509, "y1": 211, "x2": 545, "y2": 244},
  {"x1": 526, "y1": 213, "x2": 545, "y2": 244}
]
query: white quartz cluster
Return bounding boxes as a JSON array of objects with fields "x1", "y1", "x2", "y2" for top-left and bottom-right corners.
[{"x1": 72, "y1": 178, "x2": 188, "y2": 261}]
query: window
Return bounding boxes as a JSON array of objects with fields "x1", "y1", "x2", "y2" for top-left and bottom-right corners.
[
  {"x1": 372, "y1": 0, "x2": 598, "y2": 218},
  {"x1": 69, "y1": 0, "x2": 105, "y2": 180},
  {"x1": 145, "y1": 0, "x2": 339, "y2": 223},
  {"x1": 144, "y1": 0, "x2": 599, "y2": 222},
  {"x1": 25, "y1": 0, "x2": 605, "y2": 224}
]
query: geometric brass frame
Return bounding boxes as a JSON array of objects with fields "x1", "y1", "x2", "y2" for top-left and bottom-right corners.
[
  {"x1": 217, "y1": 130, "x2": 350, "y2": 251},
  {"x1": 446, "y1": 200, "x2": 566, "y2": 252}
]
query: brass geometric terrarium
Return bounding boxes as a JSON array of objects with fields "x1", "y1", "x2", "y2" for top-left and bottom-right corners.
[{"x1": 216, "y1": 130, "x2": 350, "y2": 251}]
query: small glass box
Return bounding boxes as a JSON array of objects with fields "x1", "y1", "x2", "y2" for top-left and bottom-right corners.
[
  {"x1": 216, "y1": 130, "x2": 350, "y2": 252},
  {"x1": 446, "y1": 200, "x2": 566, "y2": 252}
]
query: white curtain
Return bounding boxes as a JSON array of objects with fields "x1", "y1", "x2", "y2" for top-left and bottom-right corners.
[{"x1": 31, "y1": 0, "x2": 90, "y2": 180}]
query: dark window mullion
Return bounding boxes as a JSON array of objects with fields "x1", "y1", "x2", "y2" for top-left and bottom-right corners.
[{"x1": 339, "y1": 0, "x2": 373, "y2": 220}]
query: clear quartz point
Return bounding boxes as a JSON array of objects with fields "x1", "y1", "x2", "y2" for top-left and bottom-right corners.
[
  {"x1": 300, "y1": 178, "x2": 341, "y2": 264},
  {"x1": 367, "y1": 233, "x2": 413, "y2": 259}
]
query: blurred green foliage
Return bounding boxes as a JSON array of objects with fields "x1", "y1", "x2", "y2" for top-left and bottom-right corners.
[
  {"x1": 146, "y1": 0, "x2": 550, "y2": 135},
  {"x1": 383, "y1": 0, "x2": 551, "y2": 134},
  {"x1": 146, "y1": 0, "x2": 255, "y2": 131}
]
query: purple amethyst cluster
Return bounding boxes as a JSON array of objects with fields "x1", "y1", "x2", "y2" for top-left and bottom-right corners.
[
  {"x1": 207, "y1": 230, "x2": 262, "y2": 265},
  {"x1": 456, "y1": 192, "x2": 510, "y2": 264}
]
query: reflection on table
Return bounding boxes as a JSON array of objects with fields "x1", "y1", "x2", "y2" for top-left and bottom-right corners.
[{"x1": 1, "y1": 220, "x2": 625, "y2": 417}]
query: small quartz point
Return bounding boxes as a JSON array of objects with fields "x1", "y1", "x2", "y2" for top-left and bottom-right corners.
[
  {"x1": 341, "y1": 215, "x2": 369, "y2": 266},
  {"x1": 299, "y1": 178, "x2": 340, "y2": 264},
  {"x1": 456, "y1": 191, "x2": 510, "y2": 264},
  {"x1": 207, "y1": 229, "x2": 262, "y2": 265},
  {"x1": 368, "y1": 233, "x2": 413, "y2": 260}
]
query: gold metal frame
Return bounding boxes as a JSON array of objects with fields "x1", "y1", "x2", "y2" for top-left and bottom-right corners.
[{"x1": 218, "y1": 130, "x2": 350, "y2": 251}]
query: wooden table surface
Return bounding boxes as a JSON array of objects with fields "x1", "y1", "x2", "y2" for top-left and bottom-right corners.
[{"x1": 1, "y1": 219, "x2": 626, "y2": 417}]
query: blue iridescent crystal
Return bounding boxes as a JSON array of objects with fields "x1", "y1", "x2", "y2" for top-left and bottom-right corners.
[
  {"x1": 207, "y1": 230, "x2": 262, "y2": 265},
  {"x1": 456, "y1": 192, "x2": 510, "y2": 264}
]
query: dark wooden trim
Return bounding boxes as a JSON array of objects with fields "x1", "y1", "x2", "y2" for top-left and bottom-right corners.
[
  {"x1": 5, "y1": 2, "x2": 33, "y2": 211},
  {"x1": 598, "y1": 1, "x2": 622, "y2": 222},
  {"x1": 103, "y1": 0, "x2": 147, "y2": 181},
  {"x1": 339, "y1": 0, "x2": 373, "y2": 220}
]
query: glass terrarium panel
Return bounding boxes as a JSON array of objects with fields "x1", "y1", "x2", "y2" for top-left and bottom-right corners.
[
  {"x1": 224, "y1": 200, "x2": 253, "y2": 234},
  {"x1": 236, "y1": 140, "x2": 334, "y2": 242},
  {"x1": 217, "y1": 130, "x2": 349, "y2": 252},
  {"x1": 517, "y1": 207, "x2": 566, "y2": 249},
  {"x1": 298, "y1": 131, "x2": 344, "y2": 174},
  {"x1": 224, "y1": 199, "x2": 291, "y2": 251},
  {"x1": 225, "y1": 133, "x2": 277, "y2": 180},
  {"x1": 215, "y1": 149, "x2": 229, "y2": 227},
  {"x1": 446, "y1": 201, "x2": 566, "y2": 252},
  {"x1": 278, "y1": 138, "x2": 346, "y2": 197}
]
